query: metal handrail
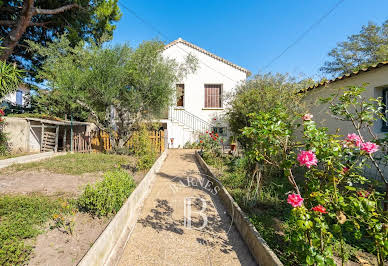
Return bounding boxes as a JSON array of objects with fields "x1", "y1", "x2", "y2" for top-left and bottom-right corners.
[{"x1": 168, "y1": 107, "x2": 212, "y2": 133}]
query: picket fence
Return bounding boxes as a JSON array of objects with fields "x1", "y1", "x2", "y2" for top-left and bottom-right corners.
[{"x1": 84, "y1": 130, "x2": 165, "y2": 153}]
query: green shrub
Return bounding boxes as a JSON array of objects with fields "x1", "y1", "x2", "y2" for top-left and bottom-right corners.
[
  {"x1": 0, "y1": 195, "x2": 62, "y2": 265},
  {"x1": 77, "y1": 170, "x2": 136, "y2": 217},
  {"x1": 132, "y1": 125, "x2": 157, "y2": 170}
]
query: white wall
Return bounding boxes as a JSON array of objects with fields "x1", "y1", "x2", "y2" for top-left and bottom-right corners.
[
  {"x1": 162, "y1": 42, "x2": 248, "y2": 125},
  {"x1": 303, "y1": 66, "x2": 388, "y2": 138},
  {"x1": 3, "y1": 86, "x2": 30, "y2": 106}
]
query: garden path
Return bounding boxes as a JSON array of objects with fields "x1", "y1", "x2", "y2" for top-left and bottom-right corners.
[{"x1": 117, "y1": 149, "x2": 256, "y2": 266}]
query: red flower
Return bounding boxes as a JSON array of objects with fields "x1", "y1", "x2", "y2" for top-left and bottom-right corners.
[
  {"x1": 357, "y1": 190, "x2": 370, "y2": 198},
  {"x1": 215, "y1": 133, "x2": 219, "y2": 137},
  {"x1": 342, "y1": 167, "x2": 350, "y2": 174},
  {"x1": 0, "y1": 109, "x2": 4, "y2": 116},
  {"x1": 206, "y1": 131, "x2": 208, "y2": 134},
  {"x1": 213, "y1": 118, "x2": 216, "y2": 120},
  {"x1": 311, "y1": 205, "x2": 327, "y2": 214},
  {"x1": 200, "y1": 140, "x2": 203, "y2": 143}
]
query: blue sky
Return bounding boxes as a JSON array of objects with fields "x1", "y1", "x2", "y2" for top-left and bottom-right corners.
[{"x1": 111, "y1": 1, "x2": 387, "y2": 80}]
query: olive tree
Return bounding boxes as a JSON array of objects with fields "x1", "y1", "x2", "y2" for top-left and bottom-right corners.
[{"x1": 30, "y1": 36, "x2": 197, "y2": 149}]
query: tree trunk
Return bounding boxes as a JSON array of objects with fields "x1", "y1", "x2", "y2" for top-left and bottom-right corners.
[
  {"x1": 0, "y1": 1, "x2": 80, "y2": 61},
  {"x1": 0, "y1": 0, "x2": 34, "y2": 61}
]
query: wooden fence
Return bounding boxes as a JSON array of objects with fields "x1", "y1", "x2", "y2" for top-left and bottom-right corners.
[{"x1": 85, "y1": 130, "x2": 165, "y2": 153}]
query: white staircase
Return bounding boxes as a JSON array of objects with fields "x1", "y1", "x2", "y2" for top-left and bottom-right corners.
[{"x1": 167, "y1": 108, "x2": 213, "y2": 148}]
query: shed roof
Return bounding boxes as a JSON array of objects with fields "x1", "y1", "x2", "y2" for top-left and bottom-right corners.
[
  {"x1": 25, "y1": 117, "x2": 91, "y2": 126},
  {"x1": 164, "y1": 38, "x2": 251, "y2": 76}
]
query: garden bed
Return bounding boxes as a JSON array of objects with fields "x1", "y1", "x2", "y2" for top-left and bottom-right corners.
[
  {"x1": 200, "y1": 152, "x2": 381, "y2": 266},
  {"x1": 0, "y1": 153, "x2": 148, "y2": 265}
]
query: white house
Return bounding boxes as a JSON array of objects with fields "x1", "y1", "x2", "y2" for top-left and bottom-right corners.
[
  {"x1": 162, "y1": 38, "x2": 250, "y2": 148},
  {"x1": 2, "y1": 84, "x2": 30, "y2": 108}
]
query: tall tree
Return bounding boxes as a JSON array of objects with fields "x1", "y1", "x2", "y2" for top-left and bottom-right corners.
[
  {"x1": 0, "y1": 0, "x2": 121, "y2": 78},
  {"x1": 29, "y1": 36, "x2": 197, "y2": 149},
  {"x1": 0, "y1": 46, "x2": 23, "y2": 98},
  {"x1": 321, "y1": 20, "x2": 388, "y2": 76},
  {"x1": 226, "y1": 73, "x2": 312, "y2": 147}
]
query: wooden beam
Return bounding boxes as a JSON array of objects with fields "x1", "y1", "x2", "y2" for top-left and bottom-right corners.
[
  {"x1": 31, "y1": 125, "x2": 56, "y2": 129},
  {"x1": 54, "y1": 125, "x2": 59, "y2": 152},
  {"x1": 40, "y1": 123, "x2": 45, "y2": 152},
  {"x1": 63, "y1": 128, "x2": 67, "y2": 152}
]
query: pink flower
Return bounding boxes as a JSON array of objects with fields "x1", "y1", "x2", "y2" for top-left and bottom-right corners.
[
  {"x1": 287, "y1": 193, "x2": 304, "y2": 208},
  {"x1": 297, "y1": 150, "x2": 318, "y2": 168},
  {"x1": 311, "y1": 205, "x2": 327, "y2": 214},
  {"x1": 302, "y1": 113, "x2": 313, "y2": 121},
  {"x1": 344, "y1": 133, "x2": 362, "y2": 148},
  {"x1": 361, "y1": 142, "x2": 379, "y2": 154}
]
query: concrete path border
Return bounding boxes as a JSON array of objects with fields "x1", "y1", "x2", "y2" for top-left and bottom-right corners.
[
  {"x1": 78, "y1": 149, "x2": 168, "y2": 266},
  {"x1": 0, "y1": 152, "x2": 66, "y2": 169},
  {"x1": 195, "y1": 151, "x2": 283, "y2": 266}
]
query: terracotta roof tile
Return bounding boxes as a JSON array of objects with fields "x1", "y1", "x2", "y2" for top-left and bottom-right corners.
[{"x1": 301, "y1": 61, "x2": 388, "y2": 93}]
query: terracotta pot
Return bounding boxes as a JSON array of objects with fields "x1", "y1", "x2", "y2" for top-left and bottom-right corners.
[{"x1": 230, "y1": 143, "x2": 236, "y2": 151}]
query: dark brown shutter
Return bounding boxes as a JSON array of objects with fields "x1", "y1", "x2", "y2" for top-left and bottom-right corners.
[
  {"x1": 176, "y1": 84, "x2": 184, "y2": 107},
  {"x1": 204, "y1": 84, "x2": 222, "y2": 108}
]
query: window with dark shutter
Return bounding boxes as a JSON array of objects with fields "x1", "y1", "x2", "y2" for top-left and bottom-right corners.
[
  {"x1": 204, "y1": 84, "x2": 222, "y2": 108},
  {"x1": 176, "y1": 84, "x2": 184, "y2": 107}
]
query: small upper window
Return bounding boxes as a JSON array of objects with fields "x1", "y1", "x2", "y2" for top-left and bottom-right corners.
[
  {"x1": 16, "y1": 90, "x2": 23, "y2": 106},
  {"x1": 176, "y1": 84, "x2": 184, "y2": 107},
  {"x1": 204, "y1": 84, "x2": 222, "y2": 108}
]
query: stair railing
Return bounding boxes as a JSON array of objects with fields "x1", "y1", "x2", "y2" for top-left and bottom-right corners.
[{"x1": 168, "y1": 107, "x2": 213, "y2": 133}]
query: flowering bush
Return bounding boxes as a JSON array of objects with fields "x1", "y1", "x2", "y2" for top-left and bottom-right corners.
[
  {"x1": 243, "y1": 87, "x2": 387, "y2": 265},
  {"x1": 198, "y1": 131, "x2": 224, "y2": 160}
]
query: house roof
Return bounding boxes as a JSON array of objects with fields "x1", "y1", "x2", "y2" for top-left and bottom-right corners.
[
  {"x1": 303, "y1": 61, "x2": 388, "y2": 93},
  {"x1": 164, "y1": 38, "x2": 251, "y2": 76}
]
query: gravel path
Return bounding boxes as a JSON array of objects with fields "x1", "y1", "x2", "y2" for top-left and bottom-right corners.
[{"x1": 118, "y1": 149, "x2": 256, "y2": 266}]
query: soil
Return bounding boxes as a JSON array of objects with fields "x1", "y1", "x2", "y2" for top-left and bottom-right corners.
[
  {"x1": 28, "y1": 212, "x2": 109, "y2": 266},
  {"x1": 0, "y1": 170, "x2": 103, "y2": 196},
  {"x1": 0, "y1": 166, "x2": 148, "y2": 266}
]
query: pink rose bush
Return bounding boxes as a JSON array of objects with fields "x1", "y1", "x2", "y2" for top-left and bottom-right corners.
[
  {"x1": 302, "y1": 113, "x2": 313, "y2": 121},
  {"x1": 344, "y1": 133, "x2": 362, "y2": 148},
  {"x1": 297, "y1": 150, "x2": 318, "y2": 168},
  {"x1": 287, "y1": 193, "x2": 304, "y2": 207},
  {"x1": 343, "y1": 133, "x2": 379, "y2": 154},
  {"x1": 360, "y1": 142, "x2": 379, "y2": 154}
]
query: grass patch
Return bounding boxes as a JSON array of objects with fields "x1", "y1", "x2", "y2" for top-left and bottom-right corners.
[
  {"x1": 0, "y1": 195, "x2": 64, "y2": 265},
  {"x1": 4, "y1": 153, "x2": 135, "y2": 175}
]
